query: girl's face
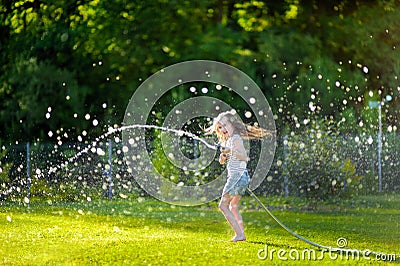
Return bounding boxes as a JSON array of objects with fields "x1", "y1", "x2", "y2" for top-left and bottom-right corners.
[{"x1": 217, "y1": 118, "x2": 234, "y2": 139}]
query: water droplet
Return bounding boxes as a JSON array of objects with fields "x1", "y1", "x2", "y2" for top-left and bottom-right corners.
[
  {"x1": 96, "y1": 148, "x2": 105, "y2": 156},
  {"x1": 309, "y1": 102, "x2": 316, "y2": 112},
  {"x1": 249, "y1": 97, "x2": 256, "y2": 104},
  {"x1": 189, "y1": 86, "x2": 196, "y2": 93},
  {"x1": 85, "y1": 114, "x2": 91, "y2": 120},
  {"x1": 244, "y1": 111, "x2": 252, "y2": 118},
  {"x1": 216, "y1": 84, "x2": 222, "y2": 90},
  {"x1": 201, "y1": 87, "x2": 208, "y2": 94},
  {"x1": 92, "y1": 119, "x2": 99, "y2": 126},
  {"x1": 6, "y1": 216, "x2": 11, "y2": 222},
  {"x1": 363, "y1": 66, "x2": 369, "y2": 74}
]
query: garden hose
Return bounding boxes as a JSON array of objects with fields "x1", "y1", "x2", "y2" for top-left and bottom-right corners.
[{"x1": 246, "y1": 188, "x2": 383, "y2": 257}]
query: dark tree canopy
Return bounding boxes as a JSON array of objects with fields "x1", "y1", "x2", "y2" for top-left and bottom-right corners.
[{"x1": 1, "y1": 0, "x2": 399, "y2": 143}]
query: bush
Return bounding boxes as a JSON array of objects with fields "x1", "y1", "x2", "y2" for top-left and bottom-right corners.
[
  {"x1": 283, "y1": 120, "x2": 363, "y2": 200},
  {"x1": 0, "y1": 148, "x2": 12, "y2": 197}
]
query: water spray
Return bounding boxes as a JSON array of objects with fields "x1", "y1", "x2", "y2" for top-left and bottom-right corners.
[{"x1": 48, "y1": 124, "x2": 219, "y2": 175}]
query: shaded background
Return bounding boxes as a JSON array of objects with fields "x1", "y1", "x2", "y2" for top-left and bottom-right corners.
[{"x1": 0, "y1": 0, "x2": 399, "y2": 201}]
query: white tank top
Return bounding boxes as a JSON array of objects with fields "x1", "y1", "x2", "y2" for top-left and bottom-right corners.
[{"x1": 226, "y1": 134, "x2": 247, "y2": 176}]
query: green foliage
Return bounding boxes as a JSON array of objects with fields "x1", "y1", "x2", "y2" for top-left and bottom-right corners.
[
  {"x1": 1, "y1": 0, "x2": 399, "y2": 199},
  {"x1": 0, "y1": 57, "x2": 90, "y2": 140},
  {"x1": 150, "y1": 129, "x2": 219, "y2": 189},
  {"x1": 284, "y1": 120, "x2": 363, "y2": 200},
  {"x1": 150, "y1": 130, "x2": 182, "y2": 184},
  {"x1": 1, "y1": 0, "x2": 399, "y2": 144},
  {"x1": 0, "y1": 148, "x2": 12, "y2": 194}
]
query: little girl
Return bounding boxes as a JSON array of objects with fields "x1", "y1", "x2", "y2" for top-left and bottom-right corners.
[{"x1": 206, "y1": 110, "x2": 270, "y2": 242}]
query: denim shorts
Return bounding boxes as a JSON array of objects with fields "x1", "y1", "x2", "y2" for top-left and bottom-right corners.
[{"x1": 223, "y1": 170, "x2": 250, "y2": 196}]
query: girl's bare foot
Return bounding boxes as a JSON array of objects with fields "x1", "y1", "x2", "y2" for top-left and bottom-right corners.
[{"x1": 230, "y1": 235, "x2": 246, "y2": 242}]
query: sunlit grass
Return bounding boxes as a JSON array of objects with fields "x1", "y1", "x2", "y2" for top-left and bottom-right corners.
[{"x1": 0, "y1": 194, "x2": 399, "y2": 265}]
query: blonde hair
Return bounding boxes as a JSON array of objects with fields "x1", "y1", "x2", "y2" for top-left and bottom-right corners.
[{"x1": 204, "y1": 110, "x2": 273, "y2": 143}]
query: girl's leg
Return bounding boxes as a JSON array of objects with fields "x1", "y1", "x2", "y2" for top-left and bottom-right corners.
[
  {"x1": 229, "y1": 195, "x2": 244, "y2": 233},
  {"x1": 218, "y1": 193, "x2": 245, "y2": 240}
]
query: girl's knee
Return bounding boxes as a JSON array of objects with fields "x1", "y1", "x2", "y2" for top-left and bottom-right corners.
[
  {"x1": 218, "y1": 202, "x2": 226, "y2": 211},
  {"x1": 229, "y1": 203, "x2": 239, "y2": 212},
  {"x1": 218, "y1": 201, "x2": 230, "y2": 212}
]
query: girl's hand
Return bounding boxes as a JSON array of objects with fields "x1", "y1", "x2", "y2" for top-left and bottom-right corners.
[
  {"x1": 220, "y1": 146, "x2": 231, "y2": 154},
  {"x1": 219, "y1": 153, "x2": 227, "y2": 164}
]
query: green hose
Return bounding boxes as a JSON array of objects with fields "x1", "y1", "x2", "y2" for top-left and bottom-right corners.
[{"x1": 247, "y1": 188, "x2": 383, "y2": 257}]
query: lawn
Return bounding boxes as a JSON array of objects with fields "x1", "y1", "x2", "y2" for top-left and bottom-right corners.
[{"x1": 0, "y1": 194, "x2": 399, "y2": 265}]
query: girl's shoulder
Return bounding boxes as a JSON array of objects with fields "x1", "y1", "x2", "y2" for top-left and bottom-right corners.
[
  {"x1": 228, "y1": 134, "x2": 243, "y2": 144},
  {"x1": 231, "y1": 134, "x2": 242, "y2": 140}
]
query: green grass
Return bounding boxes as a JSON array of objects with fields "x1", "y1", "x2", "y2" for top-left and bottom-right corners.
[{"x1": 0, "y1": 194, "x2": 399, "y2": 265}]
